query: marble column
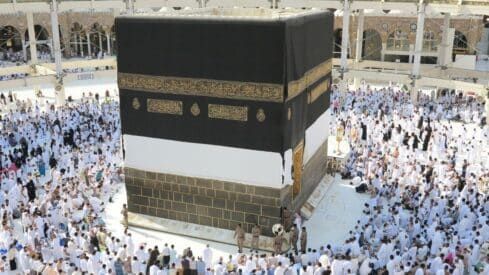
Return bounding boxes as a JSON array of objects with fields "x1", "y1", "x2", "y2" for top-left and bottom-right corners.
[
  {"x1": 106, "y1": 31, "x2": 111, "y2": 56},
  {"x1": 340, "y1": 0, "x2": 350, "y2": 71},
  {"x1": 381, "y1": 43, "x2": 386, "y2": 62},
  {"x1": 86, "y1": 31, "x2": 91, "y2": 57},
  {"x1": 412, "y1": 4, "x2": 426, "y2": 77},
  {"x1": 50, "y1": 0, "x2": 65, "y2": 106},
  {"x1": 79, "y1": 33, "x2": 84, "y2": 57},
  {"x1": 438, "y1": 13, "x2": 450, "y2": 67},
  {"x1": 21, "y1": 36, "x2": 27, "y2": 62},
  {"x1": 26, "y1": 12, "x2": 38, "y2": 64},
  {"x1": 74, "y1": 34, "x2": 78, "y2": 56},
  {"x1": 355, "y1": 9, "x2": 364, "y2": 63},
  {"x1": 98, "y1": 32, "x2": 103, "y2": 56}
]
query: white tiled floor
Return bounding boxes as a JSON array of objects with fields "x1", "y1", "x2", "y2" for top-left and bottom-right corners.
[{"x1": 304, "y1": 175, "x2": 369, "y2": 248}]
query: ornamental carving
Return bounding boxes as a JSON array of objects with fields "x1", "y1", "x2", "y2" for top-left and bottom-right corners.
[
  {"x1": 132, "y1": 98, "x2": 140, "y2": 110},
  {"x1": 208, "y1": 104, "x2": 248, "y2": 122},
  {"x1": 118, "y1": 73, "x2": 283, "y2": 103},
  {"x1": 256, "y1": 108, "x2": 266, "y2": 122},
  {"x1": 287, "y1": 59, "x2": 332, "y2": 100},
  {"x1": 190, "y1": 103, "x2": 200, "y2": 116},
  {"x1": 147, "y1": 99, "x2": 182, "y2": 115}
]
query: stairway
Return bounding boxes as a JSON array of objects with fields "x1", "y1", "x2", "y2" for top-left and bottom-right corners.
[
  {"x1": 300, "y1": 175, "x2": 335, "y2": 219},
  {"x1": 477, "y1": 27, "x2": 489, "y2": 57}
]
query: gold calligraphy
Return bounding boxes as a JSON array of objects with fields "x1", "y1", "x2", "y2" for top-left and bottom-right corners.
[
  {"x1": 208, "y1": 104, "x2": 248, "y2": 122},
  {"x1": 118, "y1": 73, "x2": 283, "y2": 103},
  {"x1": 147, "y1": 99, "x2": 183, "y2": 115},
  {"x1": 287, "y1": 59, "x2": 332, "y2": 101}
]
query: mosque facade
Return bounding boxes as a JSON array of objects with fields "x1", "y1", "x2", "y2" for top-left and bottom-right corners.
[{"x1": 0, "y1": 11, "x2": 486, "y2": 64}]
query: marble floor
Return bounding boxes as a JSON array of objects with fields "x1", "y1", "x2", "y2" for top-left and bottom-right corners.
[{"x1": 303, "y1": 175, "x2": 369, "y2": 249}]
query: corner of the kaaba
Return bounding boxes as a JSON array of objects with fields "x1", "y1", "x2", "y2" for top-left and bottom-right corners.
[
  {"x1": 281, "y1": 10, "x2": 334, "y2": 213},
  {"x1": 117, "y1": 8, "x2": 334, "y2": 241}
]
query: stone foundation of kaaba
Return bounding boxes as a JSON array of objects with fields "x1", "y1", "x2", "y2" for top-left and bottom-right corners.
[
  {"x1": 116, "y1": 8, "x2": 334, "y2": 238},
  {"x1": 124, "y1": 168, "x2": 282, "y2": 236}
]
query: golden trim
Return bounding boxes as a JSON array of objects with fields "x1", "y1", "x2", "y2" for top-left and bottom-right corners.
[
  {"x1": 208, "y1": 104, "x2": 248, "y2": 122},
  {"x1": 309, "y1": 79, "x2": 330, "y2": 104},
  {"x1": 147, "y1": 99, "x2": 183, "y2": 115},
  {"x1": 119, "y1": 59, "x2": 331, "y2": 103},
  {"x1": 287, "y1": 59, "x2": 332, "y2": 101},
  {"x1": 119, "y1": 73, "x2": 284, "y2": 103},
  {"x1": 292, "y1": 140, "x2": 304, "y2": 199}
]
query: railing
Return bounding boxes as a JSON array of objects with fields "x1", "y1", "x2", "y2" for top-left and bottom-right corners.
[
  {"x1": 427, "y1": 0, "x2": 460, "y2": 3},
  {"x1": 382, "y1": 0, "x2": 420, "y2": 2},
  {"x1": 422, "y1": 45, "x2": 438, "y2": 52},
  {"x1": 385, "y1": 45, "x2": 411, "y2": 51},
  {"x1": 463, "y1": 0, "x2": 489, "y2": 5},
  {"x1": 15, "y1": 0, "x2": 48, "y2": 2}
]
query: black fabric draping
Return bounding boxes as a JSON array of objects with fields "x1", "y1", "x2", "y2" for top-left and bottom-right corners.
[
  {"x1": 116, "y1": 11, "x2": 333, "y2": 153},
  {"x1": 120, "y1": 90, "x2": 284, "y2": 152},
  {"x1": 116, "y1": 17, "x2": 285, "y2": 84},
  {"x1": 283, "y1": 13, "x2": 333, "y2": 150}
]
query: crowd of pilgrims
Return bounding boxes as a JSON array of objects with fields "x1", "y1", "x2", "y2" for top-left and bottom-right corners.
[{"x1": 0, "y1": 84, "x2": 487, "y2": 275}]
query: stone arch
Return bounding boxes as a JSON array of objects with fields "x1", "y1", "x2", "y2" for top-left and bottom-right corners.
[
  {"x1": 89, "y1": 22, "x2": 109, "y2": 57},
  {"x1": 453, "y1": 30, "x2": 468, "y2": 55},
  {"x1": 24, "y1": 25, "x2": 52, "y2": 60},
  {"x1": 69, "y1": 22, "x2": 88, "y2": 57},
  {"x1": 333, "y1": 28, "x2": 343, "y2": 58},
  {"x1": 56, "y1": 25, "x2": 66, "y2": 57},
  {"x1": 0, "y1": 25, "x2": 22, "y2": 54},
  {"x1": 423, "y1": 29, "x2": 437, "y2": 52},
  {"x1": 362, "y1": 29, "x2": 382, "y2": 61},
  {"x1": 110, "y1": 25, "x2": 117, "y2": 55},
  {"x1": 386, "y1": 29, "x2": 409, "y2": 51},
  {"x1": 24, "y1": 24, "x2": 50, "y2": 42}
]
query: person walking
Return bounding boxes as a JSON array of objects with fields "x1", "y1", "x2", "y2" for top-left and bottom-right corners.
[
  {"x1": 289, "y1": 224, "x2": 299, "y2": 252},
  {"x1": 300, "y1": 227, "x2": 307, "y2": 253},
  {"x1": 251, "y1": 224, "x2": 261, "y2": 253},
  {"x1": 234, "y1": 223, "x2": 245, "y2": 253},
  {"x1": 121, "y1": 204, "x2": 128, "y2": 227}
]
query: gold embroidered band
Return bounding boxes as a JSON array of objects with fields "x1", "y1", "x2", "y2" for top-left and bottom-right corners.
[
  {"x1": 287, "y1": 59, "x2": 332, "y2": 101},
  {"x1": 118, "y1": 58, "x2": 331, "y2": 103},
  {"x1": 119, "y1": 73, "x2": 284, "y2": 103},
  {"x1": 147, "y1": 99, "x2": 183, "y2": 115},
  {"x1": 208, "y1": 104, "x2": 248, "y2": 121},
  {"x1": 309, "y1": 79, "x2": 330, "y2": 104}
]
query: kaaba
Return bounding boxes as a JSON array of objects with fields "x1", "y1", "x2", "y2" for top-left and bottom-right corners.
[{"x1": 116, "y1": 8, "x2": 333, "y2": 238}]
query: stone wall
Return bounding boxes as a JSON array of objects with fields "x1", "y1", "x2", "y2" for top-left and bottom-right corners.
[{"x1": 124, "y1": 168, "x2": 282, "y2": 236}]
